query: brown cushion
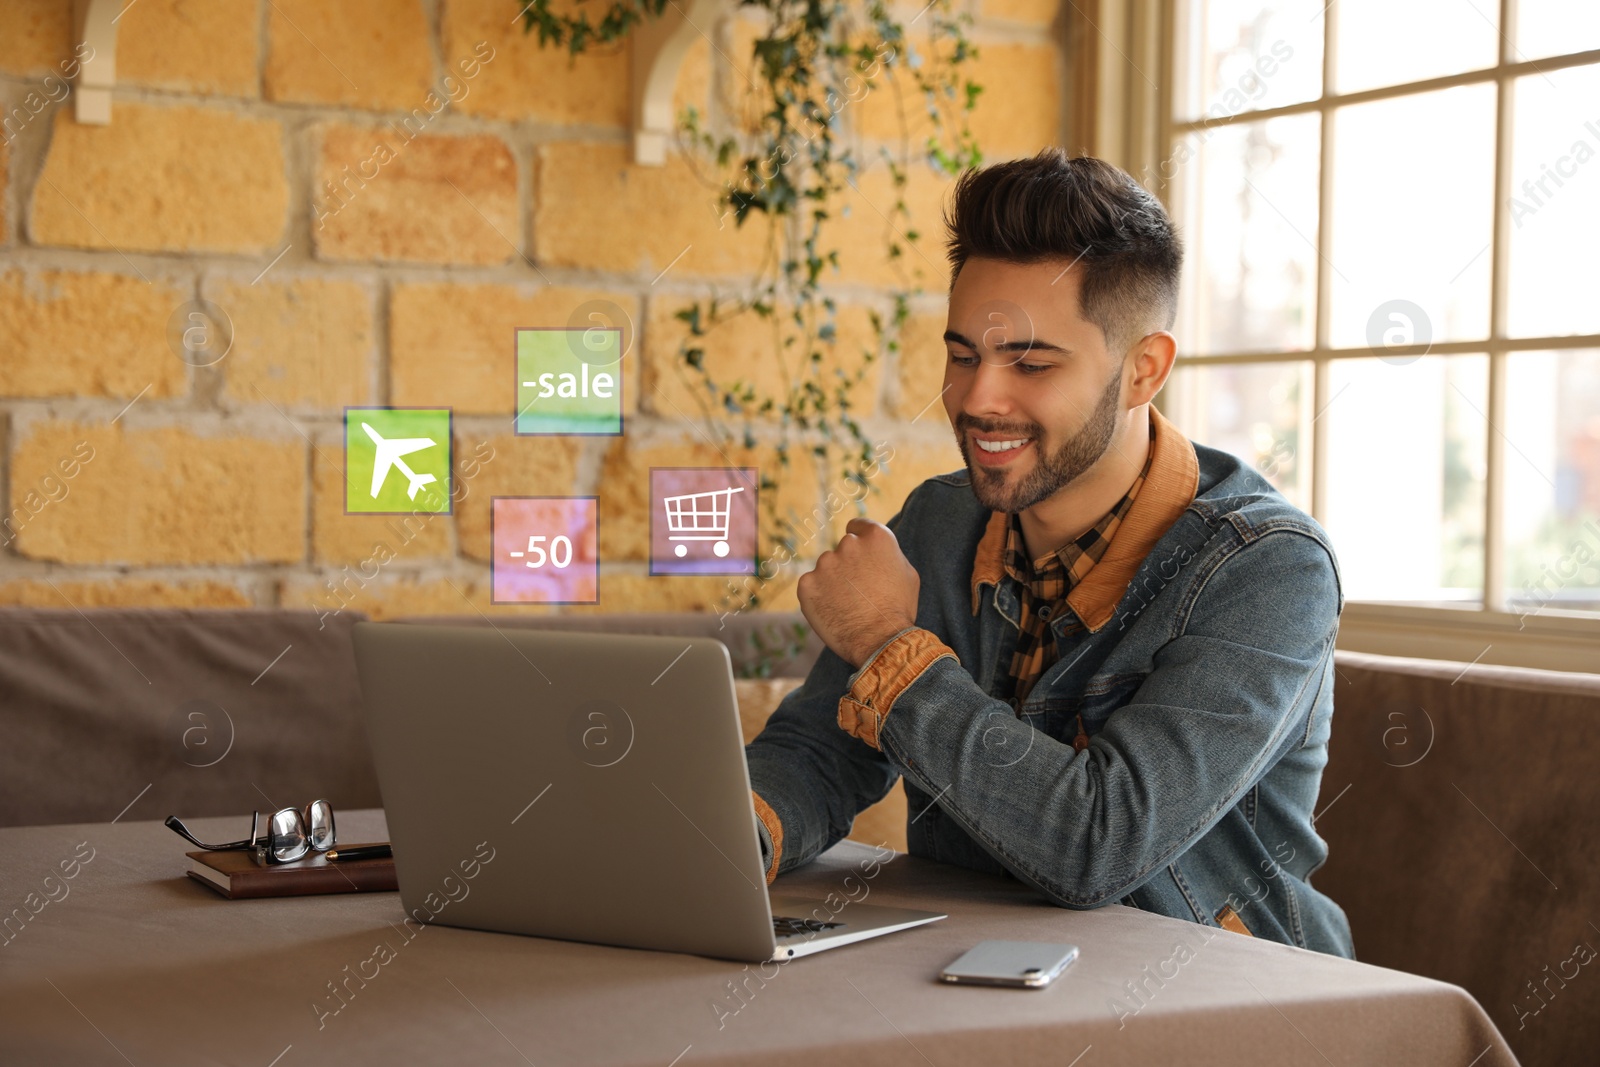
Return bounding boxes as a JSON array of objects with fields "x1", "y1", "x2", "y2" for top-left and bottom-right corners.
[
  {"x1": 0, "y1": 608, "x2": 851, "y2": 839},
  {"x1": 1318, "y1": 650, "x2": 1600, "y2": 1067},
  {"x1": 398, "y1": 611, "x2": 823, "y2": 679},
  {"x1": 0, "y1": 608, "x2": 382, "y2": 828}
]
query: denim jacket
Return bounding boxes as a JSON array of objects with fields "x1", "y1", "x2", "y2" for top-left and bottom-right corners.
[{"x1": 746, "y1": 407, "x2": 1355, "y2": 957}]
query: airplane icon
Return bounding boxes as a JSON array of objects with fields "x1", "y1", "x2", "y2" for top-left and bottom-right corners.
[{"x1": 361, "y1": 422, "x2": 438, "y2": 500}]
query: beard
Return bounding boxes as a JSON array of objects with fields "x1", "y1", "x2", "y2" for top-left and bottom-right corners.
[{"x1": 955, "y1": 367, "x2": 1123, "y2": 514}]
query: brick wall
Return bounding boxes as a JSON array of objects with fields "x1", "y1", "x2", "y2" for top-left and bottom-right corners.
[{"x1": 0, "y1": 0, "x2": 1064, "y2": 618}]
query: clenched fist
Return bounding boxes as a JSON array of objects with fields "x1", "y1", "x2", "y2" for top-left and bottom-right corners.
[{"x1": 796, "y1": 518, "x2": 921, "y2": 668}]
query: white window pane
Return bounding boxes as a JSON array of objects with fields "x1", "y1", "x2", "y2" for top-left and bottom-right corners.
[
  {"x1": 1172, "y1": 0, "x2": 1325, "y2": 122},
  {"x1": 1162, "y1": 360, "x2": 1311, "y2": 511},
  {"x1": 1334, "y1": 0, "x2": 1499, "y2": 94},
  {"x1": 1324, "y1": 355, "x2": 1488, "y2": 603},
  {"x1": 1517, "y1": 0, "x2": 1600, "y2": 62},
  {"x1": 1328, "y1": 86, "x2": 1495, "y2": 350},
  {"x1": 1172, "y1": 114, "x2": 1320, "y2": 355},
  {"x1": 1507, "y1": 65, "x2": 1600, "y2": 339},
  {"x1": 1505, "y1": 350, "x2": 1600, "y2": 615}
]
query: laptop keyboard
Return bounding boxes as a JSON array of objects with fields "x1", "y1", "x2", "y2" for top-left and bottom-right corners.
[{"x1": 773, "y1": 915, "x2": 846, "y2": 938}]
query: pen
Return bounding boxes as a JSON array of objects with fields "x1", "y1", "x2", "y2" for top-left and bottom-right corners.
[{"x1": 326, "y1": 844, "x2": 393, "y2": 861}]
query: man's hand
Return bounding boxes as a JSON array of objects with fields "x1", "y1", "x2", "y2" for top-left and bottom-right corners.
[{"x1": 796, "y1": 518, "x2": 920, "y2": 669}]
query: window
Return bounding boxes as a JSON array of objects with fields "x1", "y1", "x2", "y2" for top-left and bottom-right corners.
[{"x1": 1156, "y1": 0, "x2": 1600, "y2": 628}]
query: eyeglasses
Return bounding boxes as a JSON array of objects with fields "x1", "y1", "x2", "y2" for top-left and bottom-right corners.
[{"x1": 165, "y1": 799, "x2": 336, "y2": 865}]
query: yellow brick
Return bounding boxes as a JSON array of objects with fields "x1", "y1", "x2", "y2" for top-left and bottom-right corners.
[
  {"x1": 534, "y1": 142, "x2": 767, "y2": 277},
  {"x1": 834, "y1": 437, "x2": 964, "y2": 534},
  {"x1": 207, "y1": 275, "x2": 375, "y2": 411},
  {"x1": 0, "y1": 270, "x2": 189, "y2": 399},
  {"x1": 0, "y1": 578, "x2": 252, "y2": 609},
  {"x1": 674, "y1": 36, "x2": 712, "y2": 126},
  {"x1": 9, "y1": 422, "x2": 304, "y2": 566},
  {"x1": 723, "y1": 16, "x2": 763, "y2": 136},
  {"x1": 563, "y1": 572, "x2": 744, "y2": 615},
  {"x1": 643, "y1": 297, "x2": 779, "y2": 421},
  {"x1": 314, "y1": 123, "x2": 518, "y2": 265},
  {"x1": 969, "y1": 43, "x2": 1062, "y2": 154},
  {"x1": 280, "y1": 572, "x2": 557, "y2": 620},
  {"x1": 2, "y1": 83, "x2": 61, "y2": 148},
  {"x1": 800, "y1": 302, "x2": 890, "y2": 418},
  {"x1": 119, "y1": 0, "x2": 258, "y2": 97},
  {"x1": 888, "y1": 309, "x2": 951, "y2": 420},
  {"x1": 711, "y1": 564, "x2": 804, "y2": 621},
  {"x1": 0, "y1": 0, "x2": 69, "y2": 76},
  {"x1": 441, "y1": 0, "x2": 628, "y2": 126},
  {"x1": 311, "y1": 450, "x2": 452, "y2": 566},
  {"x1": 31, "y1": 104, "x2": 287, "y2": 255},
  {"x1": 390, "y1": 282, "x2": 639, "y2": 416},
  {"x1": 755, "y1": 575, "x2": 801, "y2": 611},
  {"x1": 264, "y1": 0, "x2": 434, "y2": 111},
  {"x1": 855, "y1": 42, "x2": 1061, "y2": 160},
  {"x1": 724, "y1": 14, "x2": 858, "y2": 138},
  {"x1": 983, "y1": 0, "x2": 1062, "y2": 26},
  {"x1": 821, "y1": 160, "x2": 955, "y2": 289},
  {"x1": 644, "y1": 297, "x2": 884, "y2": 420},
  {"x1": 452, "y1": 432, "x2": 585, "y2": 563},
  {"x1": 596, "y1": 436, "x2": 820, "y2": 562}
]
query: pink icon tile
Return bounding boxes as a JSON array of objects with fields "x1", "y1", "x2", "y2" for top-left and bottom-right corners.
[
  {"x1": 650, "y1": 468, "x2": 758, "y2": 576},
  {"x1": 491, "y1": 497, "x2": 599, "y2": 604}
]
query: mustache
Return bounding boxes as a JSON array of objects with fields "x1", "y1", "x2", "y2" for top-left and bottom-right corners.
[{"x1": 954, "y1": 414, "x2": 1042, "y2": 438}]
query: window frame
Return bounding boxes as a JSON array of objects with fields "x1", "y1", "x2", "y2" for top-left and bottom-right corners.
[{"x1": 1068, "y1": 0, "x2": 1600, "y2": 670}]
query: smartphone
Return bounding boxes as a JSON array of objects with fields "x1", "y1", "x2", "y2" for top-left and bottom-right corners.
[{"x1": 938, "y1": 940, "x2": 1080, "y2": 989}]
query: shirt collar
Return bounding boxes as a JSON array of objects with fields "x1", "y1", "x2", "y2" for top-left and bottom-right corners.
[
  {"x1": 970, "y1": 405, "x2": 1200, "y2": 629},
  {"x1": 1001, "y1": 446, "x2": 1147, "y2": 589}
]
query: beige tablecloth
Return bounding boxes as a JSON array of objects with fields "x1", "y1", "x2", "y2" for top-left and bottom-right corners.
[{"x1": 0, "y1": 811, "x2": 1517, "y2": 1066}]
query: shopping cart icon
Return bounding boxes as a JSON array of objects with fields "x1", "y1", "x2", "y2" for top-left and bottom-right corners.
[{"x1": 663, "y1": 486, "x2": 746, "y2": 558}]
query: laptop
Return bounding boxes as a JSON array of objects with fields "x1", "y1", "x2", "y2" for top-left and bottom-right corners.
[{"x1": 352, "y1": 621, "x2": 945, "y2": 963}]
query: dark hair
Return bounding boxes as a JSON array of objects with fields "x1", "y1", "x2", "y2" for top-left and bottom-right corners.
[{"x1": 942, "y1": 149, "x2": 1183, "y2": 354}]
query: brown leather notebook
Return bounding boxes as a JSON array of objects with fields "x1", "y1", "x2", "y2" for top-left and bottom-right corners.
[{"x1": 184, "y1": 846, "x2": 398, "y2": 899}]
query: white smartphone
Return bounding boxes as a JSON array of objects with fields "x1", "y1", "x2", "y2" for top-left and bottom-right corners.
[{"x1": 938, "y1": 940, "x2": 1080, "y2": 989}]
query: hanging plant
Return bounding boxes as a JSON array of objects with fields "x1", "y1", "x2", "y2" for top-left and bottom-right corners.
[{"x1": 516, "y1": 0, "x2": 983, "y2": 613}]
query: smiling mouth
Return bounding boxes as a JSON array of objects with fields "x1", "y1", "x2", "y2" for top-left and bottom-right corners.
[{"x1": 975, "y1": 438, "x2": 1030, "y2": 453}]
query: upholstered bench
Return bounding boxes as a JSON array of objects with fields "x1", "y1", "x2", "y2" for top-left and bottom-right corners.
[{"x1": 2, "y1": 607, "x2": 1593, "y2": 1067}]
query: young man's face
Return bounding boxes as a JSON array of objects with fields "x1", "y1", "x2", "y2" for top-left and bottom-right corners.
[{"x1": 942, "y1": 256, "x2": 1130, "y2": 514}]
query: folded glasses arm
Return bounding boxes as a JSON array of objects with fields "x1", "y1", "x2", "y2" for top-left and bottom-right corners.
[{"x1": 165, "y1": 815, "x2": 255, "y2": 851}]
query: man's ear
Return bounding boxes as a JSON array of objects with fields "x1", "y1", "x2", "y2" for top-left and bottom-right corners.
[{"x1": 1125, "y1": 331, "x2": 1177, "y2": 408}]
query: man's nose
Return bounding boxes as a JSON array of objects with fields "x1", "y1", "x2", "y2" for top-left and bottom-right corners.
[{"x1": 962, "y1": 358, "x2": 1016, "y2": 416}]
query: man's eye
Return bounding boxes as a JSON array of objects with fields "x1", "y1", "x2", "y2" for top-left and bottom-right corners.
[
  {"x1": 949, "y1": 353, "x2": 979, "y2": 367},
  {"x1": 1017, "y1": 362, "x2": 1053, "y2": 375}
]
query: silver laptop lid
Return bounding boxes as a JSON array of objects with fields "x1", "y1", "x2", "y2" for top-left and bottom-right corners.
[{"x1": 353, "y1": 621, "x2": 777, "y2": 961}]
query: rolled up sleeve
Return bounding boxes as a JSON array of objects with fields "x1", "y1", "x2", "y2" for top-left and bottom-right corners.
[{"x1": 836, "y1": 627, "x2": 960, "y2": 749}]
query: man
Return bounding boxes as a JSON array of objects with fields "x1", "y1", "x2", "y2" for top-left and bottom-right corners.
[{"x1": 744, "y1": 149, "x2": 1353, "y2": 957}]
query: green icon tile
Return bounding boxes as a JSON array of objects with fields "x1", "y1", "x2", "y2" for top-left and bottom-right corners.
[
  {"x1": 516, "y1": 328, "x2": 624, "y2": 435},
  {"x1": 344, "y1": 408, "x2": 453, "y2": 514}
]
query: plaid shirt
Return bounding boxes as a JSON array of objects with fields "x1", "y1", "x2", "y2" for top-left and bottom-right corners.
[{"x1": 996, "y1": 425, "x2": 1156, "y2": 748}]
